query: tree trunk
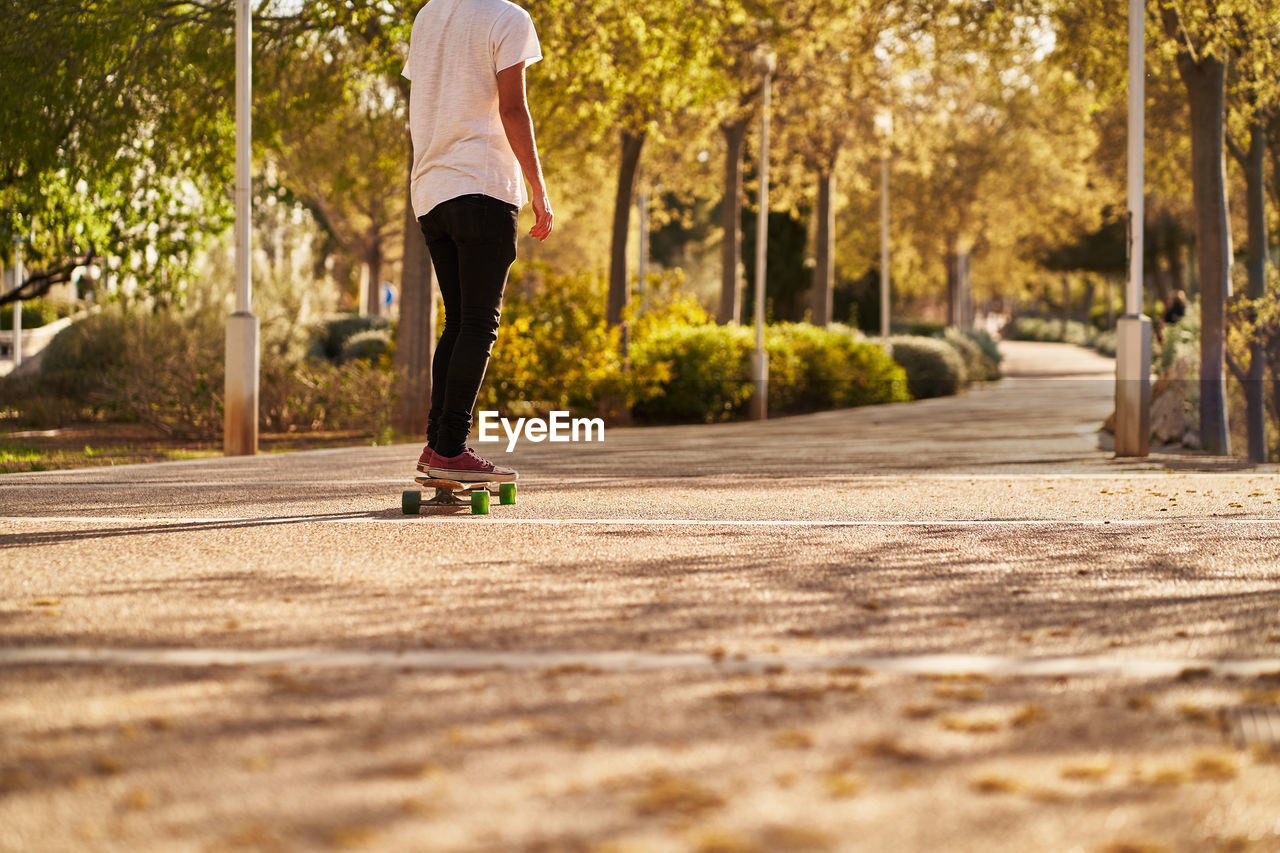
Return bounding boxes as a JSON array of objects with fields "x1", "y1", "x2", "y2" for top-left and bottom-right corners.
[
  {"x1": 1240, "y1": 122, "x2": 1268, "y2": 463},
  {"x1": 719, "y1": 118, "x2": 748, "y2": 325},
  {"x1": 1060, "y1": 276, "x2": 1070, "y2": 331},
  {"x1": 607, "y1": 129, "x2": 646, "y2": 327},
  {"x1": 363, "y1": 245, "x2": 383, "y2": 318},
  {"x1": 946, "y1": 236, "x2": 960, "y2": 328},
  {"x1": 1176, "y1": 50, "x2": 1231, "y2": 455},
  {"x1": 393, "y1": 161, "x2": 435, "y2": 438},
  {"x1": 810, "y1": 169, "x2": 835, "y2": 327}
]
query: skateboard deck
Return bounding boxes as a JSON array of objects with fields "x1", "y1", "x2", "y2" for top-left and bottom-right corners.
[{"x1": 402, "y1": 477, "x2": 517, "y2": 515}]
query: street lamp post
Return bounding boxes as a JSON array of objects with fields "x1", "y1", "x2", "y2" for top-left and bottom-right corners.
[
  {"x1": 874, "y1": 108, "x2": 893, "y2": 341},
  {"x1": 749, "y1": 46, "x2": 775, "y2": 422},
  {"x1": 224, "y1": 0, "x2": 260, "y2": 456},
  {"x1": 1114, "y1": 0, "x2": 1151, "y2": 457}
]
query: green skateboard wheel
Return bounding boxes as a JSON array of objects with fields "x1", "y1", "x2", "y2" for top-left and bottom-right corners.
[
  {"x1": 402, "y1": 490, "x2": 421, "y2": 515},
  {"x1": 470, "y1": 488, "x2": 490, "y2": 515},
  {"x1": 499, "y1": 482, "x2": 516, "y2": 505}
]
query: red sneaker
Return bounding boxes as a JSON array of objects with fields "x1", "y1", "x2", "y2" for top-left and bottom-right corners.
[
  {"x1": 416, "y1": 445, "x2": 434, "y2": 474},
  {"x1": 427, "y1": 447, "x2": 517, "y2": 483}
]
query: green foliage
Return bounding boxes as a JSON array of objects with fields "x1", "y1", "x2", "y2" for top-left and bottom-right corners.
[
  {"x1": 631, "y1": 320, "x2": 911, "y2": 423},
  {"x1": 37, "y1": 309, "x2": 132, "y2": 407},
  {"x1": 960, "y1": 328, "x2": 1003, "y2": 373},
  {"x1": 630, "y1": 323, "x2": 754, "y2": 422},
  {"x1": 1155, "y1": 301, "x2": 1201, "y2": 376},
  {"x1": 767, "y1": 323, "x2": 910, "y2": 412},
  {"x1": 944, "y1": 328, "x2": 1000, "y2": 382},
  {"x1": 888, "y1": 336, "x2": 968, "y2": 400},
  {"x1": 260, "y1": 357, "x2": 397, "y2": 437},
  {"x1": 1004, "y1": 316, "x2": 1103, "y2": 349},
  {"x1": 895, "y1": 321, "x2": 947, "y2": 338},
  {"x1": 16, "y1": 302, "x2": 396, "y2": 439},
  {"x1": 309, "y1": 314, "x2": 391, "y2": 362},
  {"x1": 108, "y1": 307, "x2": 225, "y2": 439},
  {"x1": 0, "y1": 300, "x2": 76, "y2": 330},
  {"x1": 480, "y1": 267, "x2": 627, "y2": 415},
  {"x1": 338, "y1": 329, "x2": 392, "y2": 364}
]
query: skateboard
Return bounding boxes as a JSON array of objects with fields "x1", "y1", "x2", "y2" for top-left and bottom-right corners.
[{"x1": 402, "y1": 477, "x2": 517, "y2": 515}]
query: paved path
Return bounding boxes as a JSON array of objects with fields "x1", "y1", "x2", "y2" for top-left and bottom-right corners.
[{"x1": 2, "y1": 341, "x2": 1279, "y2": 853}]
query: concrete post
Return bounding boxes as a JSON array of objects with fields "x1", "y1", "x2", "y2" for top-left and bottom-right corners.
[
  {"x1": 1115, "y1": 316, "x2": 1151, "y2": 456},
  {"x1": 224, "y1": 0, "x2": 259, "y2": 455},
  {"x1": 1114, "y1": 0, "x2": 1150, "y2": 457}
]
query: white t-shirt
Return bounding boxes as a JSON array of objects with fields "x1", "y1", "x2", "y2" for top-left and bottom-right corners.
[{"x1": 402, "y1": 0, "x2": 542, "y2": 217}]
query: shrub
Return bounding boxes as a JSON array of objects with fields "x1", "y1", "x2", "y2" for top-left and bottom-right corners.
[
  {"x1": 960, "y1": 328, "x2": 1003, "y2": 376},
  {"x1": 309, "y1": 314, "x2": 391, "y2": 362},
  {"x1": 108, "y1": 307, "x2": 224, "y2": 439},
  {"x1": 630, "y1": 323, "x2": 754, "y2": 422},
  {"x1": 339, "y1": 328, "x2": 392, "y2": 363},
  {"x1": 631, "y1": 321, "x2": 910, "y2": 422},
  {"x1": 895, "y1": 320, "x2": 946, "y2": 338},
  {"x1": 479, "y1": 267, "x2": 630, "y2": 416},
  {"x1": 766, "y1": 323, "x2": 909, "y2": 412},
  {"x1": 1003, "y1": 316, "x2": 1099, "y2": 349},
  {"x1": 889, "y1": 336, "x2": 967, "y2": 399},
  {"x1": 944, "y1": 329, "x2": 999, "y2": 382},
  {"x1": 260, "y1": 357, "x2": 398, "y2": 436},
  {"x1": 37, "y1": 308, "x2": 132, "y2": 410},
  {"x1": 1, "y1": 299, "x2": 76, "y2": 330}
]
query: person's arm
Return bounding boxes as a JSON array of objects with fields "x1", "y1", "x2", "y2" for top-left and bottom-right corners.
[{"x1": 497, "y1": 62, "x2": 552, "y2": 241}]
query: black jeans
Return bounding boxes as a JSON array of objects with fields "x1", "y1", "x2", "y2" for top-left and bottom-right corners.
[{"x1": 418, "y1": 193, "x2": 518, "y2": 458}]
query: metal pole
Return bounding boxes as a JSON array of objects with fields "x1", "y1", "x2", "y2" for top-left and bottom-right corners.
[
  {"x1": 224, "y1": 0, "x2": 259, "y2": 455},
  {"x1": 12, "y1": 237, "x2": 23, "y2": 367},
  {"x1": 235, "y1": 0, "x2": 251, "y2": 319},
  {"x1": 879, "y1": 151, "x2": 890, "y2": 340},
  {"x1": 1115, "y1": 0, "x2": 1150, "y2": 457},
  {"x1": 749, "y1": 57, "x2": 773, "y2": 421}
]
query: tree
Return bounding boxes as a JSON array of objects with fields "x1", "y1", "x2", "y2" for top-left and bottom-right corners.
[
  {"x1": 257, "y1": 32, "x2": 406, "y2": 316},
  {"x1": 534, "y1": 0, "x2": 725, "y2": 327},
  {"x1": 886, "y1": 5, "x2": 1107, "y2": 326},
  {"x1": 1223, "y1": 7, "x2": 1280, "y2": 463},
  {"x1": 0, "y1": 0, "x2": 304, "y2": 307}
]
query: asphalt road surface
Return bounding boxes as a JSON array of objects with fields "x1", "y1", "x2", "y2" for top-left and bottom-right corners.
[{"x1": 2, "y1": 341, "x2": 1279, "y2": 853}]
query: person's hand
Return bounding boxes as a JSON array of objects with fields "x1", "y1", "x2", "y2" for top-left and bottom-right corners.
[{"x1": 530, "y1": 192, "x2": 553, "y2": 242}]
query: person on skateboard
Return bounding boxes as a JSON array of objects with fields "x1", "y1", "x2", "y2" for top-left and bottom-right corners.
[{"x1": 403, "y1": 0, "x2": 553, "y2": 483}]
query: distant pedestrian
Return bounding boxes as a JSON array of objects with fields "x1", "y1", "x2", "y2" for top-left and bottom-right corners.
[
  {"x1": 403, "y1": 0, "x2": 553, "y2": 484},
  {"x1": 1162, "y1": 290, "x2": 1187, "y2": 327}
]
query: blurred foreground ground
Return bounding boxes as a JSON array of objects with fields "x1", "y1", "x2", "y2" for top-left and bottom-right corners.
[{"x1": 2, "y1": 341, "x2": 1279, "y2": 853}]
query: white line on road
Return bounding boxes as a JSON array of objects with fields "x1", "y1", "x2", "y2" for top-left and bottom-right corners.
[
  {"x1": 3, "y1": 645, "x2": 1280, "y2": 680},
  {"x1": 2, "y1": 516, "x2": 1279, "y2": 527}
]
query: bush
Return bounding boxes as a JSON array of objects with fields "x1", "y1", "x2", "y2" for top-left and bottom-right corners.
[
  {"x1": 108, "y1": 307, "x2": 224, "y2": 438},
  {"x1": 37, "y1": 308, "x2": 132, "y2": 409},
  {"x1": 944, "y1": 329, "x2": 1000, "y2": 382},
  {"x1": 309, "y1": 314, "x2": 391, "y2": 362},
  {"x1": 260, "y1": 357, "x2": 397, "y2": 436},
  {"x1": 631, "y1": 323, "x2": 754, "y2": 422},
  {"x1": 889, "y1": 336, "x2": 967, "y2": 399},
  {"x1": 631, "y1": 321, "x2": 910, "y2": 422},
  {"x1": 339, "y1": 328, "x2": 392, "y2": 363},
  {"x1": 894, "y1": 320, "x2": 946, "y2": 338},
  {"x1": 959, "y1": 328, "x2": 1002, "y2": 376},
  {"x1": 479, "y1": 267, "x2": 633, "y2": 416},
  {"x1": 766, "y1": 323, "x2": 909, "y2": 413},
  {"x1": 0, "y1": 299, "x2": 76, "y2": 330}
]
